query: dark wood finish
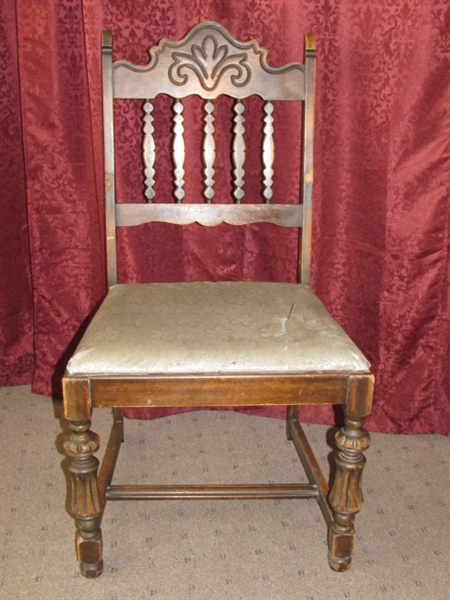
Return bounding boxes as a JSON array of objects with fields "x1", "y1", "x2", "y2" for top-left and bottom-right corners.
[
  {"x1": 287, "y1": 413, "x2": 334, "y2": 526},
  {"x1": 62, "y1": 377, "x2": 91, "y2": 421},
  {"x1": 106, "y1": 484, "x2": 319, "y2": 501},
  {"x1": 112, "y1": 22, "x2": 306, "y2": 101},
  {"x1": 62, "y1": 22, "x2": 374, "y2": 578},
  {"x1": 116, "y1": 203, "x2": 303, "y2": 228},
  {"x1": 88, "y1": 374, "x2": 350, "y2": 408},
  {"x1": 97, "y1": 409, "x2": 124, "y2": 502},
  {"x1": 101, "y1": 23, "x2": 315, "y2": 287},
  {"x1": 63, "y1": 420, "x2": 103, "y2": 578},
  {"x1": 101, "y1": 30, "x2": 117, "y2": 288},
  {"x1": 327, "y1": 415, "x2": 371, "y2": 571},
  {"x1": 300, "y1": 33, "x2": 316, "y2": 284},
  {"x1": 346, "y1": 374, "x2": 374, "y2": 418}
]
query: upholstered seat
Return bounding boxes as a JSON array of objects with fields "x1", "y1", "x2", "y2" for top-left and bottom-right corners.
[{"x1": 68, "y1": 282, "x2": 370, "y2": 376}]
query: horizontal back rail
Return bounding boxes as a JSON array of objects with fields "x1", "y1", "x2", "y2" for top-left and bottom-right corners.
[{"x1": 115, "y1": 203, "x2": 303, "y2": 227}]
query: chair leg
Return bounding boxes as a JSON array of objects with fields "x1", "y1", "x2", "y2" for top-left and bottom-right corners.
[
  {"x1": 286, "y1": 405, "x2": 299, "y2": 440},
  {"x1": 64, "y1": 419, "x2": 104, "y2": 578},
  {"x1": 327, "y1": 415, "x2": 370, "y2": 572}
]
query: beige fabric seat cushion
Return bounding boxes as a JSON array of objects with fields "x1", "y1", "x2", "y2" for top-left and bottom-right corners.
[{"x1": 67, "y1": 282, "x2": 370, "y2": 376}]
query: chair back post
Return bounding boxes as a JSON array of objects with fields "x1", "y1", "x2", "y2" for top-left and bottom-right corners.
[
  {"x1": 102, "y1": 30, "x2": 118, "y2": 288},
  {"x1": 299, "y1": 33, "x2": 316, "y2": 285}
]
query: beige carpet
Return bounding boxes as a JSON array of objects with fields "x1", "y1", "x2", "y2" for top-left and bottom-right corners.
[{"x1": 0, "y1": 386, "x2": 449, "y2": 599}]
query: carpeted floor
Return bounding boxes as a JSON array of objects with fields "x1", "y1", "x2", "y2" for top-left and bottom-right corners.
[{"x1": 0, "y1": 386, "x2": 449, "y2": 599}]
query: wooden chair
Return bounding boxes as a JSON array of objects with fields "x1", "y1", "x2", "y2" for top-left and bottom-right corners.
[{"x1": 62, "y1": 22, "x2": 373, "y2": 578}]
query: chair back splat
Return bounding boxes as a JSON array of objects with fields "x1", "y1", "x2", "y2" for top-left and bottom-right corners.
[{"x1": 62, "y1": 22, "x2": 373, "y2": 579}]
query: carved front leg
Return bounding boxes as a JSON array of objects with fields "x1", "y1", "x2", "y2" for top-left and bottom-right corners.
[
  {"x1": 328, "y1": 416, "x2": 370, "y2": 572},
  {"x1": 64, "y1": 420, "x2": 104, "y2": 578}
]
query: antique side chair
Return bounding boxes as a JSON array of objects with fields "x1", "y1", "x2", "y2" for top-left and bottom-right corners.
[{"x1": 62, "y1": 22, "x2": 373, "y2": 578}]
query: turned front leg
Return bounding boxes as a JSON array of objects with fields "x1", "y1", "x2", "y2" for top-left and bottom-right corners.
[
  {"x1": 64, "y1": 420, "x2": 104, "y2": 578},
  {"x1": 328, "y1": 416, "x2": 370, "y2": 572}
]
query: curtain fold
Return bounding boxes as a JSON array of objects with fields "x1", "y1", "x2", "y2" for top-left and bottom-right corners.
[
  {"x1": 0, "y1": 0, "x2": 34, "y2": 385},
  {"x1": 0, "y1": 0, "x2": 448, "y2": 434}
]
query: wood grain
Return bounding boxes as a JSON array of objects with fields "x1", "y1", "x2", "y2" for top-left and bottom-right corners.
[
  {"x1": 87, "y1": 373, "x2": 348, "y2": 408},
  {"x1": 115, "y1": 203, "x2": 303, "y2": 227}
]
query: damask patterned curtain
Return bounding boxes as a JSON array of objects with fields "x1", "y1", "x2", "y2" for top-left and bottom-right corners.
[{"x1": 1, "y1": 0, "x2": 449, "y2": 434}]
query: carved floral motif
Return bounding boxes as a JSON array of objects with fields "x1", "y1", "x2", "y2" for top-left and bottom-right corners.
[{"x1": 169, "y1": 35, "x2": 252, "y2": 90}]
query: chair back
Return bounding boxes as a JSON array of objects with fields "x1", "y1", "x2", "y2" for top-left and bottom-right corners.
[{"x1": 102, "y1": 22, "x2": 316, "y2": 287}]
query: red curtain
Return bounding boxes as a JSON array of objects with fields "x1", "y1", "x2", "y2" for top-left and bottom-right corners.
[{"x1": 0, "y1": 0, "x2": 448, "y2": 434}]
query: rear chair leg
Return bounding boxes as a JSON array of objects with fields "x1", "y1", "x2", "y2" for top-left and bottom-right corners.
[
  {"x1": 286, "y1": 405, "x2": 299, "y2": 440},
  {"x1": 64, "y1": 419, "x2": 104, "y2": 578},
  {"x1": 328, "y1": 415, "x2": 370, "y2": 571}
]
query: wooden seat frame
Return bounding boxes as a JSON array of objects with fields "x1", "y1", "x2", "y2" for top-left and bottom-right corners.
[{"x1": 62, "y1": 22, "x2": 373, "y2": 578}]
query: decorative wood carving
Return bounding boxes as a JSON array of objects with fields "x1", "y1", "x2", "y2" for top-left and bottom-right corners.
[
  {"x1": 103, "y1": 23, "x2": 315, "y2": 285},
  {"x1": 112, "y1": 22, "x2": 305, "y2": 101},
  {"x1": 328, "y1": 416, "x2": 371, "y2": 571},
  {"x1": 64, "y1": 420, "x2": 103, "y2": 519},
  {"x1": 173, "y1": 99, "x2": 185, "y2": 202},
  {"x1": 232, "y1": 100, "x2": 246, "y2": 203},
  {"x1": 203, "y1": 100, "x2": 216, "y2": 202},
  {"x1": 143, "y1": 100, "x2": 156, "y2": 201},
  {"x1": 169, "y1": 34, "x2": 251, "y2": 91},
  {"x1": 64, "y1": 419, "x2": 104, "y2": 578},
  {"x1": 262, "y1": 101, "x2": 274, "y2": 203},
  {"x1": 329, "y1": 417, "x2": 371, "y2": 511}
]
